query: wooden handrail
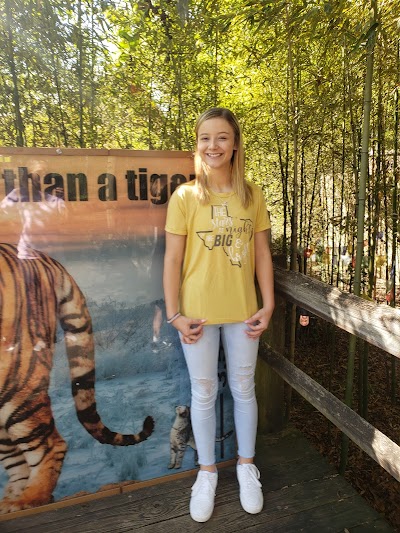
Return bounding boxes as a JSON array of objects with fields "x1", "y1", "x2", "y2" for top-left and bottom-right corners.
[
  {"x1": 263, "y1": 265, "x2": 400, "y2": 483},
  {"x1": 260, "y1": 345, "x2": 400, "y2": 483},
  {"x1": 274, "y1": 265, "x2": 400, "y2": 359}
]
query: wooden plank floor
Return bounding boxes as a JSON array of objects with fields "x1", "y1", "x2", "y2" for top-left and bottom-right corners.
[{"x1": 0, "y1": 427, "x2": 395, "y2": 533}]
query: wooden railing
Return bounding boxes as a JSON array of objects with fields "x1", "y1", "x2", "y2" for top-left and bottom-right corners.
[{"x1": 259, "y1": 265, "x2": 400, "y2": 483}]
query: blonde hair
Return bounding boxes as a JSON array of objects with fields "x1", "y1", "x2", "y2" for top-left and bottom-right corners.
[{"x1": 194, "y1": 107, "x2": 252, "y2": 208}]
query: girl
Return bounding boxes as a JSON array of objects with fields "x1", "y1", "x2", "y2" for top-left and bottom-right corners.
[{"x1": 163, "y1": 107, "x2": 274, "y2": 523}]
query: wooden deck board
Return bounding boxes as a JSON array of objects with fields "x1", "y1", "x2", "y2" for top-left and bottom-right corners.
[{"x1": 0, "y1": 427, "x2": 395, "y2": 533}]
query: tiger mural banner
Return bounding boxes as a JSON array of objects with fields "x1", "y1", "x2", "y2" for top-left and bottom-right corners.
[{"x1": 0, "y1": 148, "x2": 236, "y2": 516}]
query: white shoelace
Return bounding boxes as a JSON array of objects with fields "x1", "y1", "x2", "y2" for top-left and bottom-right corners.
[
  {"x1": 192, "y1": 471, "x2": 217, "y2": 496},
  {"x1": 239, "y1": 464, "x2": 262, "y2": 489}
]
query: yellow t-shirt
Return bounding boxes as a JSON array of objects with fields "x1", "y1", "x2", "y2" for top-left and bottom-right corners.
[{"x1": 165, "y1": 180, "x2": 271, "y2": 324}]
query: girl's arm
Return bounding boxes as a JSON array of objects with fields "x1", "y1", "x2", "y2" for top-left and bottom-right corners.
[
  {"x1": 244, "y1": 229, "x2": 275, "y2": 338},
  {"x1": 163, "y1": 231, "x2": 206, "y2": 343},
  {"x1": 163, "y1": 231, "x2": 186, "y2": 320}
]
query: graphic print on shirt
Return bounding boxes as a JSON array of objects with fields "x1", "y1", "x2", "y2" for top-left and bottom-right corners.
[{"x1": 196, "y1": 203, "x2": 253, "y2": 267}]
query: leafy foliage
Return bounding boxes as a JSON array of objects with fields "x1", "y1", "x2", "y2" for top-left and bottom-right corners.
[{"x1": 1, "y1": 0, "x2": 400, "y2": 291}]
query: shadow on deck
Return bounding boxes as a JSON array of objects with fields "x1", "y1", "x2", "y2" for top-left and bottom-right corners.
[{"x1": 0, "y1": 427, "x2": 394, "y2": 532}]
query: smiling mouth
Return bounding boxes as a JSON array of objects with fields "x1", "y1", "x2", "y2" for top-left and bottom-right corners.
[{"x1": 206, "y1": 153, "x2": 222, "y2": 157}]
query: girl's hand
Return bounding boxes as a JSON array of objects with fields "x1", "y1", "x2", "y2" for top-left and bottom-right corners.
[
  {"x1": 172, "y1": 316, "x2": 207, "y2": 344},
  {"x1": 244, "y1": 307, "x2": 274, "y2": 339}
]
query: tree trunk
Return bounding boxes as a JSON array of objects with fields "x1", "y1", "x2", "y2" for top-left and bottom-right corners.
[
  {"x1": 340, "y1": 1, "x2": 378, "y2": 474},
  {"x1": 330, "y1": 111, "x2": 336, "y2": 286},
  {"x1": 77, "y1": 0, "x2": 85, "y2": 148},
  {"x1": 390, "y1": 39, "x2": 400, "y2": 404},
  {"x1": 4, "y1": 0, "x2": 24, "y2": 146},
  {"x1": 285, "y1": 3, "x2": 299, "y2": 421}
]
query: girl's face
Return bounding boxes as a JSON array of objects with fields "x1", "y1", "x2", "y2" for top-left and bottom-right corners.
[{"x1": 196, "y1": 117, "x2": 237, "y2": 174}]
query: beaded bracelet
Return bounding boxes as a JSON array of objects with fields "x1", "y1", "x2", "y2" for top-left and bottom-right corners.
[{"x1": 167, "y1": 312, "x2": 181, "y2": 324}]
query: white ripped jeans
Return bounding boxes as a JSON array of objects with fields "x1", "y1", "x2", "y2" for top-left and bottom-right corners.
[{"x1": 180, "y1": 323, "x2": 259, "y2": 466}]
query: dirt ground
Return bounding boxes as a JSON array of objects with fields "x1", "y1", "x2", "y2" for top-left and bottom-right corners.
[{"x1": 289, "y1": 317, "x2": 400, "y2": 532}]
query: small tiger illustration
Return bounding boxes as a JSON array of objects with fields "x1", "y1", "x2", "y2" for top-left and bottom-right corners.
[{"x1": 0, "y1": 243, "x2": 154, "y2": 513}]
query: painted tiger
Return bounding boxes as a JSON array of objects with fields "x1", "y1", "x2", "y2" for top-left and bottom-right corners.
[{"x1": 0, "y1": 243, "x2": 154, "y2": 513}]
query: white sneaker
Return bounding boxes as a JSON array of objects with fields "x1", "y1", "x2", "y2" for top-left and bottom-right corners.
[
  {"x1": 236, "y1": 463, "x2": 263, "y2": 514},
  {"x1": 189, "y1": 470, "x2": 218, "y2": 522}
]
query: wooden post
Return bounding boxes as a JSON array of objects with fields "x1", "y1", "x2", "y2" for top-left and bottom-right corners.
[{"x1": 256, "y1": 255, "x2": 286, "y2": 433}]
